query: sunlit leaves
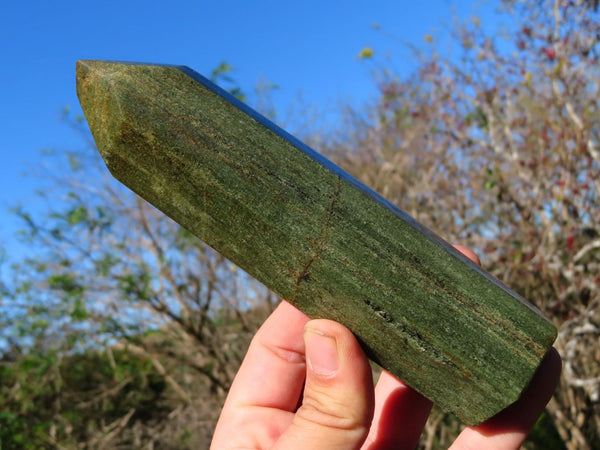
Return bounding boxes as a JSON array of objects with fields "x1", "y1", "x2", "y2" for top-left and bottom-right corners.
[
  {"x1": 10, "y1": 206, "x2": 39, "y2": 240},
  {"x1": 464, "y1": 107, "x2": 489, "y2": 130},
  {"x1": 71, "y1": 299, "x2": 89, "y2": 320},
  {"x1": 0, "y1": 348, "x2": 173, "y2": 448},
  {"x1": 94, "y1": 253, "x2": 119, "y2": 277},
  {"x1": 359, "y1": 46, "x2": 374, "y2": 59},
  {"x1": 484, "y1": 167, "x2": 496, "y2": 190},
  {"x1": 66, "y1": 205, "x2": 88, "y2": 225},
  {"x1": 117, "y1": 265, "x2": 152, "y2": 302},
  {"x1": 48, "y1": 273, "x2": 84, "y2": 296},
  {"x1": 210, "y1": 60, "x2": 246, "y2": 102}
]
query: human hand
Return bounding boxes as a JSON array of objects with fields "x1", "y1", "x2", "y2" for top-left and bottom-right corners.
[{"x1": 211, "y1": 247, "x2": 561, "y2": 449}]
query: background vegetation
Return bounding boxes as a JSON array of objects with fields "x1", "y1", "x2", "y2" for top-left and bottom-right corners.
[{"x1": 1, "y1": 0, "x2": 598, "y2": 448}]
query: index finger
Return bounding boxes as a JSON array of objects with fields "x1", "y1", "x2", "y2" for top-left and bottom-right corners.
[
  {"x1": 211, "y1": 301, "x2": 311, "y2": 449},
  {"x1": 226, "y1": 300, "x2": 310, "y2": 411}
]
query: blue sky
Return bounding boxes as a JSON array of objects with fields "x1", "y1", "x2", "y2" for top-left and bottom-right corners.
[{"x1": 1, "y1": 0, "x2": 498, "y2": 261}]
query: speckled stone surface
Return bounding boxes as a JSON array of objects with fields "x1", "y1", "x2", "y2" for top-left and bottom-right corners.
[{"x1": 76, "y1": 60, "x2": 557, "y2": 424}]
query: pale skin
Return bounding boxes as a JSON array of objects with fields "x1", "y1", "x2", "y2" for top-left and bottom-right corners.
[{"x1": 211, "y1": 246, "x2": 562, "y2": 449}]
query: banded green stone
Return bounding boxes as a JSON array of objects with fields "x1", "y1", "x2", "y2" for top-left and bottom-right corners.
[{"x1": 76, "y1": 60, "x2": 557, "y2": 424}]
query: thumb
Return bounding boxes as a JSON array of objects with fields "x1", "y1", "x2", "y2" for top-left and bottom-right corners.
[{"x1": 274, "y1": 319, "x2": 375, "y2": 450}]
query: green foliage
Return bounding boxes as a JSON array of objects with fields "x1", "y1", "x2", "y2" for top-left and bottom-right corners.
[
  {"x1": 66, "y1": 205, "x2": 88, "y2": 225},
  {"x1": 524, "y1": 411, "x2": 567, "y2": 450},
  {"x1": 71, "y1": 298, "x2": 89, "y2": 320},
  {"x1": 358, "y1": 46, "x2": 374, "y2": 59},
  {"x1": 94, "y1": 252, "x2": 120, "y2": 277},
  {"x1": 464, "y1": 107, "x2": 488, "y2": 130},
  {"x1": 210, "y1": 60, "x2": 246, "y2": 101},
  {"x1": 48, "y1": 273, "x2": 84, "y2": 296},
  {"x1": 0, "y1": 346, "x2": 171, "y2": 448},
  {"x1": 0, "y1": 351, "x2": 60, "y2": 448},
  {"x1": 117, "y1": 264, "x2": 153, "y2": 301}
]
